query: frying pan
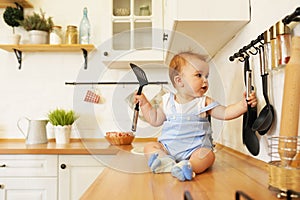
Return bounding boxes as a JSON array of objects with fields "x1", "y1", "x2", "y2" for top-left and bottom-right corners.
[
  {"x1": 242, "y1": 56, "x2": 260, "y2": 156},
  {"x1": 252, "y1": 46, "x2": 274, "y2": 134},
  {"x1": 130, "y1": 63, "x2": 148, "y2": 132}
]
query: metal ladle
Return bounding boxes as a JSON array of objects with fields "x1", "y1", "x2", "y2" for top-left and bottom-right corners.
[{"x1": 252, "y1": 45, "x2": 274, "y2": 135}]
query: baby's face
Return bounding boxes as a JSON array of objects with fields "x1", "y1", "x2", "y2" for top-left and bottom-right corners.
[{"x1": 180, "y1": 57, "x2": 209, "y2": 98}]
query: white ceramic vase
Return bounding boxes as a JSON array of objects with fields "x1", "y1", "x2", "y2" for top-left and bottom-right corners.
[
  {"x1": 54, "y1": 125, "x2": 72, "y2": 144},
  {"x1": 10, "y1": 34, "x2": 21, "y2": 44},
  {"x1": 29, "y1": 30, "x2": 49, "y2": 44}
]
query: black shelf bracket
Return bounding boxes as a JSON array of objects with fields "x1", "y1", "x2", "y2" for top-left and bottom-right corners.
[
  {"x1": 13, "y1": 49, "x2": 22, "y2": 70},
  {"x1": 14, "y1": 2, "x2": 24, "y2": 14},
  {"x1": 81, "y1": 48, "x2": 88, "y2": 70}
]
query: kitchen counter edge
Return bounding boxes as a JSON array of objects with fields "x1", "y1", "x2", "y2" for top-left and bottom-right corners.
[{"x1": 0, "y1": 138, "x2": 157, "y2": 155}]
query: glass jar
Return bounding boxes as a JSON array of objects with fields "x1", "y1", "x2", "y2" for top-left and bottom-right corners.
[
  {"x1": 263, "y1": 30, "x2": 272, "y2": 73},
  {"x1": 65, "y1": 25, "x2": 78, "y2": 44},
  {"x1": 276, "y1": 21, "x2": 291, "y2": 68},
  {"x1": 50, "y1": 25, "x2": 63, "y2": 44},
  {"x1": 139, "y1": 5, "x2": 150, "y2": 16},
  {"x1": 269, "y1": 25, "x2": 278, "y2": 70}
]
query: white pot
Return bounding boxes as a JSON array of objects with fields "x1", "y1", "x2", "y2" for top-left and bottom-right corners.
[
  {"x1": 9, "y1": 34, "x2": 21, "y2": 44},
  {"x1": 29, "y1": 30, "x2": 49, "y2": 44},
  {"x1": 54, "y1": 125, "x2": 72, "y2": 144}
]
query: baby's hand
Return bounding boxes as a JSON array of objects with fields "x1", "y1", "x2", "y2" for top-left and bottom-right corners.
[
  {"x1": 244, "y1": 91, "x2": 257, "y2": 108},
  {"x1": 134, "y1": 92, "x2": 150, "y2": 107}
]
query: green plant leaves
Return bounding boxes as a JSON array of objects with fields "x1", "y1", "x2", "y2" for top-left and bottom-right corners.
[
  {"x1": 3, "y1": 6, "x2": 24, "y2": 28},
  {"x1": 48, "y1": 109, "x2": 78, "y2": 126},
  {"x1": 18, "y1": 9, "x2": 54, "y2": 32}
]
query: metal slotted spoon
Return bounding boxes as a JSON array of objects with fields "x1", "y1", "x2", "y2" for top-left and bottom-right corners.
[{"x1": 130, "y1": 63, "x2": 148, "y2": 131}]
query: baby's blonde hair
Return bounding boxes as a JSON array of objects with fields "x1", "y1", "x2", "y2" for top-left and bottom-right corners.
[{"x1": 169, "y1": 51, "x2": 207, "y2": 86}]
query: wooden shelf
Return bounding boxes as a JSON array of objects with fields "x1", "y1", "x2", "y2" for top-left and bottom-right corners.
[
  {"x1": 0, "y1": 44, "x2": 95, "y2": 52},
  {"x1": 0, "y1": 0, "x2": 33, "y2": 8},
  {"x1": 0, "y1": 44, "x2": 96, "y2": 70}
]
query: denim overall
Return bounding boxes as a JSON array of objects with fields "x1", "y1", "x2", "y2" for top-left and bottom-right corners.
[{"x1": 158, "y1": 93, "x2": 219, "y2": 162}]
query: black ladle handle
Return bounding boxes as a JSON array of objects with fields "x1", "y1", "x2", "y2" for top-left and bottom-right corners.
[
  {"x1": 262, "y1": 74, "x2": 271, "y2": 105},
  {"x1": 259, "y1": 46, "x2": 266, "y2": 76}
]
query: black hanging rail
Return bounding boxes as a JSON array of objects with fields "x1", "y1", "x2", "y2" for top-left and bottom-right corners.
[
  {"x1": 229, "y1": 34, "x2": 264, "y2": 62},
  {"x1": 229, "y1": 6, "x2": 300, "y2": 62},
  {"x1": 65, "y1": 81, "x2": 168, "y2": 85},
  {"x1": 282, "y1": 7, "x2": 300, "y2": 25}
]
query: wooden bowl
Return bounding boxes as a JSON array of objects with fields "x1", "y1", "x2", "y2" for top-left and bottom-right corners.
[{"x1": 105, "y1": 132, "x2": 135, "y2": 145}]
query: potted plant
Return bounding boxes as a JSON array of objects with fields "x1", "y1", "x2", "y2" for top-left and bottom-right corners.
[
  {"x1": 48, "y1": 108, "x2": 78, "y2": 144},
  {"x1": 3, "y1": 6, "x2": 24, "y2": 44},
  {"x1": 18, "y1": 9, "x2": 54, "y2": 44}
]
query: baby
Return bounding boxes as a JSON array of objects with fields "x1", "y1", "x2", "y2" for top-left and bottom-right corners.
[{"x1": 134, "y1": 52, "x2": 257, "y2": 181}]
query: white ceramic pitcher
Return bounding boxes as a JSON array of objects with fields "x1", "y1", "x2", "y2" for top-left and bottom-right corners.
[{"x1": 17, "y1": 117, "x2": 48, "y2": 144}]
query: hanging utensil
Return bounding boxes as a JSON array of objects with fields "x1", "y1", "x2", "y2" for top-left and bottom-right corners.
[
  {"x1": 130, "y1": 63, "x2": 149, "y2": 132},
  {"x1": 252, "y1": 45, "x2": 275, "y2": 134},
  {"x1": 242, "y1": 56, "x2": 260, "y2": 156}
]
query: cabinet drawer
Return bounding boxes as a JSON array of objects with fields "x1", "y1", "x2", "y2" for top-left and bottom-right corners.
[
  {"x1": 0, "y1": 155, "x2": 57, "y2": 177},
  {"x1": 0, "y1": 177, "x2": 57, "y2": 200},
  {"x1": 58, "y1": 155, "x2": 114, "y2": 200}
]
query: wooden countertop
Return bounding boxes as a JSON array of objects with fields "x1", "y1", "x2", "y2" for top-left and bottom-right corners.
[
  {"x1": 0, "y1": 139, "x2": 291, "y2": 199},
  {"x1": 81, "y1": 145, "x2": 281, "y2": 200},
  {"x1": 0, "y1": 138, "x2": 155, "y2": 155}
]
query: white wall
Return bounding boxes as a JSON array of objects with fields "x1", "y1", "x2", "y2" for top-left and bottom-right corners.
[
  {"x1": 0, "y1": 0, "x2": 169, "y2": 139},
  {"x1": 211, "y1": 0, "x2": 300, "y2": 160}
]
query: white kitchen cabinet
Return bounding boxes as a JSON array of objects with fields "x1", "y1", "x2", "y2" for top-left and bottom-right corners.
[
  {"x1": 58, "y1": 155, "x2": 114, "y2": 200},
  {"x1": 164, "y1": 0, "x2": 250, "y2": 62},
  {"x1": 100, "y1": 0, "x2": 164, "y2": 68},
  {"x1": 0, "y1": 155, "x2": 57, "y2": 200}
]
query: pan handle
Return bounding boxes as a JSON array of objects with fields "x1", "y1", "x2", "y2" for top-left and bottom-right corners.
[
  {"x1": 132, "y1": 110, "x2": 139, "y2": 131},
  {"x1": 132, "y1": 85, "x2": 143, "y2": 131},
  {"x1": 134, "y1": 86, "x2": 143, "y2": 111}
]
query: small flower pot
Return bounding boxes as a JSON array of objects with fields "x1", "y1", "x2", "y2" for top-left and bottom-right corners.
[
  {"x1": 29, "y1": 30, "x2": 49, "y2": 44},
  {"x1": 54, "y1": 125, "x2": 72, "y2": 144}
]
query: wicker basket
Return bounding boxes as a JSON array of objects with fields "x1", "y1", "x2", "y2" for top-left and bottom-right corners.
[
  {"x1": 268, "y1": 136, "x2": 300, "y2": 193},
  {"x1": 105, "y1": 132, "x2": 135, "y2": 145},
  {"x1": 268, "y1": 161, "x2": 300, "y2": 192}
]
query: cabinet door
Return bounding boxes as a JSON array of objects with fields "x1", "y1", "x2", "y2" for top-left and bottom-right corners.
[
  {"x1": 0, "y1": 155, "x2": 57, "y2": 177},
  {"x1": 100, "y1": 0, "x2": 164, "y2": 68},
  {"x1": 0, "y1": 178, "x2": 57, "y2": 200},
  {"x1": 58, "y1": 155, "x2": 114, "y2": 200},
  {"x1": 163, "y1": 0, "x2": 250, "y2": 60},
  {"x1": 171, "y1": 0, "x2": 249, "y2": 20}
]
